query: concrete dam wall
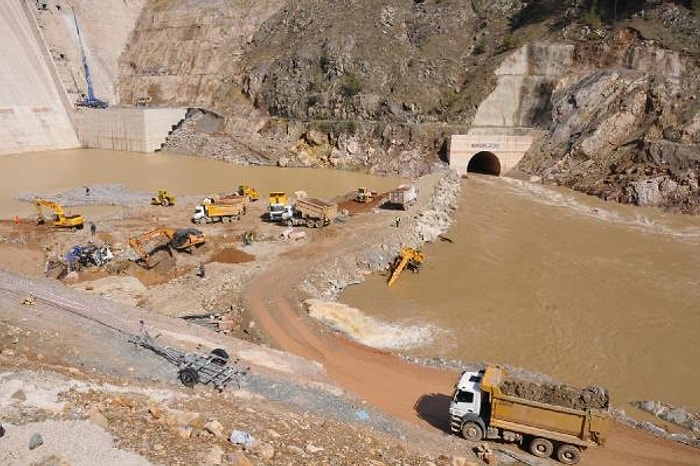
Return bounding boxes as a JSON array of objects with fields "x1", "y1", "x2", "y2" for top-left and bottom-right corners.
[{"x1": 0, "y1": 0, "x2": 79, "y2": 155}]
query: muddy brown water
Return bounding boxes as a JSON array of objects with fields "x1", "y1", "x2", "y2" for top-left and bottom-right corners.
[
  {"x1": 342, "y1": 175, "x2": 700, "y2": 412},
  {"x1": 0, "y1": 149, "x2": 404, "y2": 219}
]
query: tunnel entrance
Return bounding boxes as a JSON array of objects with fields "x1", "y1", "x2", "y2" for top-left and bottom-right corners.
[{"x1": 467, "y1": 151, "x2": 501, "y2": 176}]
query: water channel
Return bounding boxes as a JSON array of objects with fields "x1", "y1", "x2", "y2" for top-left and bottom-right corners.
[{"x1": 2, "y1": 149, "x2": 699, "y2": 412}]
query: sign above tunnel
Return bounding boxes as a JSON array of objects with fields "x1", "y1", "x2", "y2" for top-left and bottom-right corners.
[{"x1": 448, "y1": 134, "x2": 534, "y2": 176}]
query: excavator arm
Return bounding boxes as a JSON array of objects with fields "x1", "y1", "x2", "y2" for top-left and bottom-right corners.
[
  {"x1": 387, "y1": 247, "x2": 424, "y2": 287},
  {"x1": 128, "y1": 227, "x2": 205, "y2": 268},
  {"x1": 128, "y1": 227, "x2": 175, "y2": 268},
  {"x1": 34, "y1": 199, "x2": 84, "y2": 229}
]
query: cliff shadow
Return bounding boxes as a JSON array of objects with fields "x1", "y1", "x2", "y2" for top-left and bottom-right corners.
[{"x1": 414, "y1": 393, "x2": 453, "y2": 434}]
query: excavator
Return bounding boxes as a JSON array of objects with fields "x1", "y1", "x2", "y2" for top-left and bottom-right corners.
[
  {"x1": 387, "y1": 247, "x2": 425, "y2": 287},
  {"x1": 34, "y1": 199, "x2": 84, "y2": 230},
  {"x1": 128, "y1": 227, "x2": 205, "y2": 268}
]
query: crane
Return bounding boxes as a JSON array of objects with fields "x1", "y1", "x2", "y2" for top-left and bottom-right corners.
[{"x1": 72, "y1": 10, "x2": 108, "y2": 109}]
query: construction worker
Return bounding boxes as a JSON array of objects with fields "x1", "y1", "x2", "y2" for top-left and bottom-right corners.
[
  {"x1": 394, "y1": 216, "x2": 401, "y2": 228},
  {"x1": 90, "y1": 222, "x2": 96, "y2": 236},
  {"x1": 85, "y1": 186, "x2": 90, "y2": 196},
  {"x1": 197, "y1": 263, "x2": 205, "y2": 278}
]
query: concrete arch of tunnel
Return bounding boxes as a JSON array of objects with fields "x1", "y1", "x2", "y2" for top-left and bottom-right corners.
[{"x1": 467, "y1": 151, "x2": 501, "y2": 176}]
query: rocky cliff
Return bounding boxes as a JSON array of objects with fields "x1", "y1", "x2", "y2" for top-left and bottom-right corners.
[{"x1": 118, "y1": 0, "x2": 699, "y2": 212}]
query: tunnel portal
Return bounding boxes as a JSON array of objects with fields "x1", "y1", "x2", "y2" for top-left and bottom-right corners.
[{"x1": 467, "y1": 151, "x2": 501, "y2": 176}]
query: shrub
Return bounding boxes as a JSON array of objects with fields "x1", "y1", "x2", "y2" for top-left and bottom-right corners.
[{"x1": 340, "y1": 72, "x2": 362, "y2": 97}]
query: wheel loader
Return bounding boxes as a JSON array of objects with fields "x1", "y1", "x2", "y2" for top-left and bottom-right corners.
[{"x1": 151, "y1": 190, "x2": 176, "y2": 207}]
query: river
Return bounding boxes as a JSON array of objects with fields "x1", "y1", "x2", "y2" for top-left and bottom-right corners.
[{"x1": 341, "y1": 174, "x2": 700, "y2": 411}]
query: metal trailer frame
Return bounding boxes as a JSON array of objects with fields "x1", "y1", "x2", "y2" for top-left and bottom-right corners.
[{"x1": 129, "y1": 325, "x2": 248, "y2": 391}]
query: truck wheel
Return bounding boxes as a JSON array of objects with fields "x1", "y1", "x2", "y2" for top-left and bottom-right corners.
[
  {"x1": 306, "y1": 219, "x2": 315, "y2": 228},
  {"x1": 161, "y1": 199, "x2": 170, "y2": 207},
  {"x1": 461, "y1": 421, "x2": 483, "y2": 442},
  {"x1": 529, "y1": 437, "x2": 554, "y2": 458},
  {"x1": 315, "y1": 220, "x2": 323, "y2": 228},
  {"x1": 178, "y1": 368, "x2": 199, "y2": 388},
  {"x1": 286, "y1": 220, "x2": 293, "y2": 227},
  {"x1": 222, "y1": 216, "x2": 231, "y2": 223},
  {"x1": 556, "y1": 444, "x2": 581, "y2": 465}
]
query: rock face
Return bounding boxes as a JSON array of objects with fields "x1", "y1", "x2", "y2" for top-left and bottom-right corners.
[
  {"x1": 116, "y1": 1, "x2": 699, "y2": 209},
  {"x1": 519, "y1": 25, "x2": 700, "y2": 213}
]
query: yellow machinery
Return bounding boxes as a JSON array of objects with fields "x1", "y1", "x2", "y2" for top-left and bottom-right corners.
[
  {"x1": 238, "y1": 184, "x2": 260, "y2": 202},
  {"x1": 387, "y1": 247, "x2": 424, "y2": 286},
  {"x1": 151, "y1": 189, "x2": 176, "y2": 206},
  {"x1": 128, "y1": 227, "x2": 205, "y2": 268},
  {"x1": 34, "y1": 199, "x2": 84, "y2": 230},
  {"x1": 268, "y1": 191, "x2": 288, "y2": 206},
  {"x1": 355, "y1": 187, "x2": 377, "y2": 203}
]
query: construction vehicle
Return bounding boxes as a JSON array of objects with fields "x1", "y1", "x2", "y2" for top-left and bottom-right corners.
[
  {"x1": 355, "y1": 187, "x2": 377, "y2": 203},
  {"x1": 34, "y1": 199, "x2": 84, "y2": 230},
  {"x1": 72, "y1": 11, "x2": 108, "y2": 109},
  {"x1": 387, "y1": 247, "x2": 424, "y2": 286},
  {"x1": 385, "y1": 184, "x2": 417, "y2": 210},
  {"x1": 267, "y1": 191, "x2": 290, "y2": 221},
  {"x1": 280, "y1": 197, "x2": 337, "y2": 228},
  {"x1": 128, "y1": 227, "x2": 205, "y2": 268},
  {"x1": 238, "y1": 184, "x2": 260, "y2": 202},
  {"x1": 192, "y1": 199, "x2": 247, "y2": 224},
  {"x1": 151, "y1": 190, "x2": 176, "y2": 207},
  {"x1": 449, "y1": 366, "x2": 610, "y2": 465}
]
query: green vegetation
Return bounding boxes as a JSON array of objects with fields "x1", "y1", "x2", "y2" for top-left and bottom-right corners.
[
  {"x1": 472, "y1": 38, "x2": 486, "y2": 56},
  {"x1": 340, "y1": 72, "x2": 362, "y2": 98}
]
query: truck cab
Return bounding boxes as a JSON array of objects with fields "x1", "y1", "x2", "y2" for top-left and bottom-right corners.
[
  {"x1": 269, "y1": 204, "x2": 293, "y2": 222},
  {"x1": 449, "y1": 369, "x2": 488, "y2": 440}
]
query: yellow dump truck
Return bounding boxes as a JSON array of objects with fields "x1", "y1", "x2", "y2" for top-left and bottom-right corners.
[
  {"x1": 192, "y1": 198, "x2": 247, "y2": 224},
  {"x1": 281, "y1": 197, "x2": 337, "y2": 228},
  {"x1": 449, "y1": 366, "x2": 610, "y2": 465}
]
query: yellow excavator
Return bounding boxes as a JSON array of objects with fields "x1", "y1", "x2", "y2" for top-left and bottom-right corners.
[
  {"x1": 128, "y1": 227, "x2": 205, "y2": 268},
  {"x1": 34, "y1": 199, "x2": 84, "y2": 230},
  {"x1": 387, "y1": 247, "x2": 425, "y2": 287}
]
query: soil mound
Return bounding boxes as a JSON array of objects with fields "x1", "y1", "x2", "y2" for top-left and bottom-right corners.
[
  {"x1": 210, "y1": 247, "x2": 254, "y2": 264},
  {"x1": 501, "y1": 377, "x2": 609, "y2": 411}
]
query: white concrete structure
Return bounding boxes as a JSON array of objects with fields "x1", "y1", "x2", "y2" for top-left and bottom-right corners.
[
  {"x1": 449, "y1": 134, "x2": 535, "y2": 175},
  {"x1": 0, "y1": 0, "x2": 79, "y2": 155},
  {"x1": 74, "y1": 107, "x2": 188, "y2": 152},
  {"x1": 450, "y1": 43, "x2": 574, "y2": 175}
]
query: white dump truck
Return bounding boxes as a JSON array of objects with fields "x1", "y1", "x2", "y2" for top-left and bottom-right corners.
[
  {"x1": 280, "y1": 197, "x2": 337, "y2": 228},
  {"x1": 449, "y1": 366, "x2": 610, "y2": 465},
  {"x1": 386, "y1": 184, "x2": 417, "y2": 210},
  {"x1": 192, "y1": 198, "x2": 247, "y2": 224}
]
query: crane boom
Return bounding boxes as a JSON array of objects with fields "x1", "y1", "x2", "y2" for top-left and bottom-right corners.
[{"x1": 72, "y1": 10, "x2": 108, "y2": 109}]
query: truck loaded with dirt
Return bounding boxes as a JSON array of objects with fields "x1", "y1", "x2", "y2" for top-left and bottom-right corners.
[{"x1": 450, "y1": 366, "x2": 611, "y2": 464}]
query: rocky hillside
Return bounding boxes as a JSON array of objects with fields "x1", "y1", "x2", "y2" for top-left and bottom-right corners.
[{"x1": 119, "y1": 0, "x2": 699, "y2": 212}]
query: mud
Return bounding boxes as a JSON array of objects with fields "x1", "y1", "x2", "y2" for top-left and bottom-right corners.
[
  {"x1": 501, "y1": 377, "x2": 610, "y2": 411},
  {"x1": 210, "y1": 247, "x2": 255, "y2": 264}
]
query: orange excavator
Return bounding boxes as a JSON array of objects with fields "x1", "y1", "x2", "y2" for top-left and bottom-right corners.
[
  {"x1": 387, "y1": 247, "x2": 425, "y2": 287},
  {"x1": 128, "y1": 227, "x2": 205, "y2": 268}
]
